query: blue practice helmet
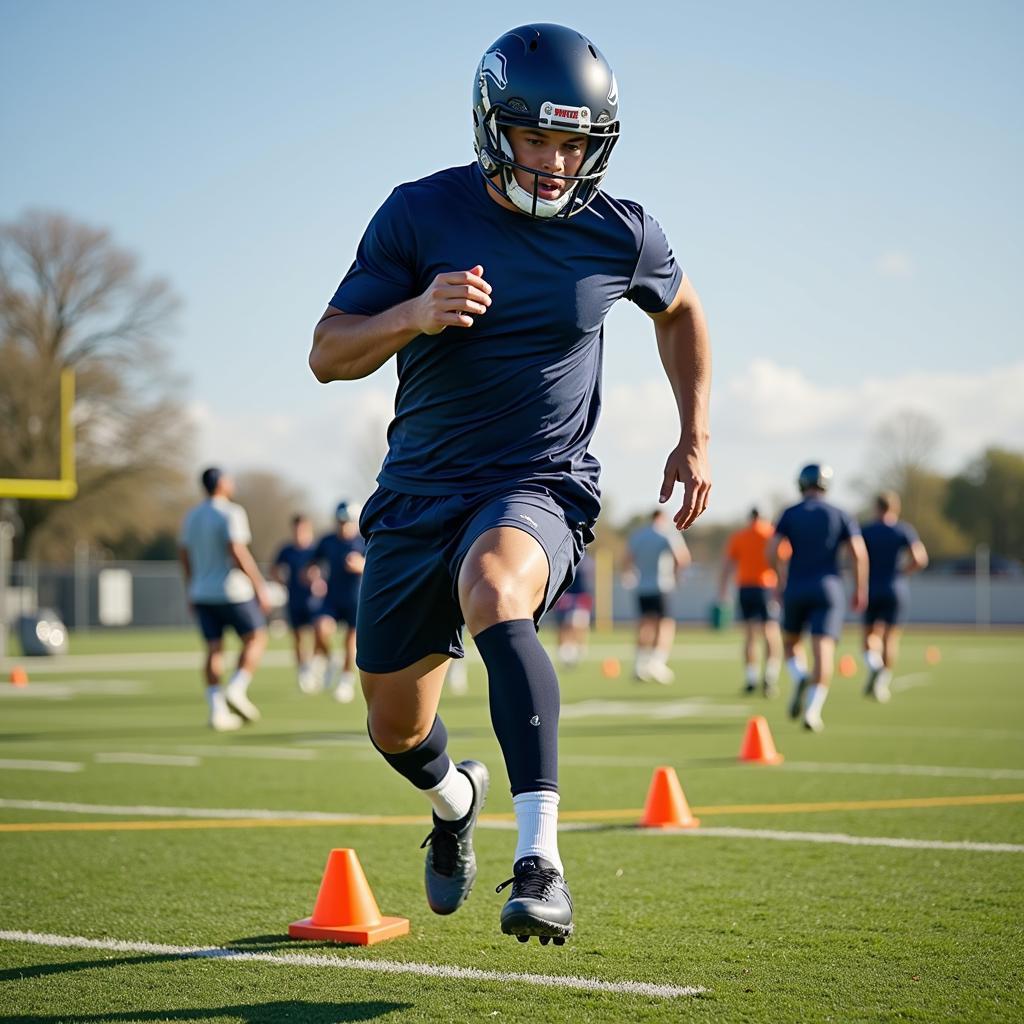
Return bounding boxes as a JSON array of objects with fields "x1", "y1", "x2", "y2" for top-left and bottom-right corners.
[
  {"x1": 335, "y1": 500, "x2": 361, "y2": 523},
  {"x1": 798, "y1": 463, "x2": 833, "y2": 492}
]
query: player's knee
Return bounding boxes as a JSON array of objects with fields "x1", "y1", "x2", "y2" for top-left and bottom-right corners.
[
  {"x1": 367, "y1": 708, "x2": 429, "y2": 754},
  {"x1": 461, "y1": 574, "x2": 537, "y2": 634}
]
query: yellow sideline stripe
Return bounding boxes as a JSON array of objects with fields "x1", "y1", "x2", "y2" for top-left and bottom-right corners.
[{"x1": 1, "y1": 792, "x2": 1022, "y2": 834}]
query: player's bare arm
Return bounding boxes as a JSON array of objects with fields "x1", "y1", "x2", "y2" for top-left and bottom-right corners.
[
  {"x1": 907, "y1": 539, "x2": 929, "y2": 574},
  {"x1": 847, "y1": 534, "x2": 869, "y2": 612},
  {"x1": 310, "y1": 267, "x2": 493, "y2": 382},
  {"x1": 229, "y1": 540, "x2": 271, "y2": 614},
  {"x1": 650, "y1": 275, "x2": 711, "y2": 530}
]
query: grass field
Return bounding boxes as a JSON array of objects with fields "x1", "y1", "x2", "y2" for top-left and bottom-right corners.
[{"x1": 1, "y1": 625, "x2": 1022, "y2": 1022}]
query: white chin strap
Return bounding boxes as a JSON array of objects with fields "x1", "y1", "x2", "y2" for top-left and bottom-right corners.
[{"x1": 503, "y1": 169, "x2": 572, "y2": 218}]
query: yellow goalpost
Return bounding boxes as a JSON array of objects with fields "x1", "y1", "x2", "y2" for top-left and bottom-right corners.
[{"x1": 0, "y1": 369, "x2": 78, "y2": 501}]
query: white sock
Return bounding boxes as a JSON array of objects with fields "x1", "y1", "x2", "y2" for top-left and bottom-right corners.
[
  {"x1": 764, "y1": 659, "x2": 781, "y2": 684},
  {"x1": 864, "y1": 649, "x2": 884, "y2": 672},
  {"x1": 651, "y1": 649, "x2": 668, "y2": 667},
  {"x1": 206, "y1": 687, "x2": 227, "y2": 714},
  {"x1": 635, "y1": 648, "x2": 652, "y2": 672},
  {"x1": 744, "y1": 663, "x2": 758, "y2": 686},
  {"x1": 786, "y1": 656, "x2": 807, "y2": 684},
  {"x1": 426, "y1": 760, "x2": 473, "y2": 822},
  {"x1": 311, "y1": 654, "x2": 327, "y2": 677},
  {"x1": 513, "y1": 791, "x2": 563, "y2": 874},
  {"x1": 226, "y1": 669, "x2": 252, "y2": 695},
  {"x1": 805, "y1": 683, "x2": 829, "y2": 718}
]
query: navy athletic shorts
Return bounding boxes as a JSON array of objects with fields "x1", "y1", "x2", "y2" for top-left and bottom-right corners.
[
  {"x1": 286, "y1": 597, "x2": 317, "y2": 630},
  {"x1": 637, "y1": 592, "x2": 667, "y2": 618},
  {"x1": 737, "y1": 586, "x2": 775, "y2": 623},
  {"x1": 194, "y1": 599, "x2": 265, "y2": 642},
  {"x1": 864, "y1": 584, "x2": 907, "y2": 627},
  {"x1": 317, "y1": 594, "x2": 358, "y2": 627},
  {"x1": 355, "y1": 482, "x2": 596, "y2": 674},
  {"x1": 554, "y1": 591, "x2": 594, "y2": 625},
  {"x1": 782, "y1": 576, "x2": 846, "y2": 639}
]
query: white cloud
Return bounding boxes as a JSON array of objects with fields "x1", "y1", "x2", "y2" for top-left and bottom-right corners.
[
  {"x1": 189, "y1": 361, "x2": 1024, "y2": 529},
  {"x1": 876, "y1": 250, "x2": 914, "y2": 278}
]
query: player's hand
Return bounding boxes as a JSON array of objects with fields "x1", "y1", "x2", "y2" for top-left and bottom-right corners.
[
  {"x1": 256, "y1": 586, "x2": 272, "y2": 616},
  {"x1": 412, "y1": 265, "x2": 492, "y2": 335},
  {"x1": 660, "y1": 442, "x2": 711, "y2": 530},
  {"x1": 851, "y1": 587, "x2": 867, "y2": 614}
]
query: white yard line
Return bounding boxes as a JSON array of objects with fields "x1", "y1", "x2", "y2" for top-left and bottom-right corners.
[
  {"x1": 0, "y1": 759, "x2": 83, "y2": 773},
  {"x1": 641, "y1": 825, "x2": 1024, "y2": 854},
  {"x1": 0, "y1": 930, "x2": 705, "y2": 999},
  {"x1": 784, "y1": 761, "x2": 1024, "y2": 781},
  {"x1": 95, "y1": 753, "x2": 201, "y2": 768},
  {"x1": 890, "y1": 672, "x2": 932, "y2": 693},
  {"x1": 0, "y1": 798, "x2": 356, "y2": 821}
]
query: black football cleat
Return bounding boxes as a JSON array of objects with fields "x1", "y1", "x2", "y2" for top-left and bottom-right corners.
[
  {"x1": 421, "y1": 759, "x2": 488, "y2": 915},
  {"x1": 496, "y1": 856, "x2": 573, "y2": 943}
]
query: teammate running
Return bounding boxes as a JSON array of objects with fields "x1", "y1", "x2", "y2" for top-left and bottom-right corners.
[
  {"x1": 310, "y1": 501, "x2": 364, "y2": 703},
  {"x1": 768, "y1": 464, "x2": 867, "y2": 732},
  {"x1": 861, "y1": 491, "x2": 929, "y2": 702},
  {"x1": 309, "y1": 23, "x2": 711, "y2": 943},
  {"x1": 719, "y1": 507, "x2": 785, "y2": 696},
  {"x1": 553, "y1": 552, "x2": 594, "y2": 668},
  {"x1": 272, "y1": 514, "x2": 321, "y2": 694},
  {"x1": 178, "y1": 468, "x2": 270, "y2": 731},
  {"x1": 625, "y1": 510, "x2": 691, "y2": 684}
]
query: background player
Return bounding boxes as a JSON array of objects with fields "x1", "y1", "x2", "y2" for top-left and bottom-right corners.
[
  {"x1": 178, "y1": 467, "x2": 270, "y2": 730},
  {"x1": 552, "y1": 552, "x2": 594, "y2": 669},
  {"x1": 861, "y1": 491, "x2": 929, "y2": 702},
  {"x1": 308, "y1": 24, "x2": 711, "y2": 944},
  {"x1": 625, "y1": 510, "x2": 691, "y2": 684},
  {"x1": 768, "y1": 464, "x2": 867, "y2": 732},
  {"x1": 311, "y1": 501, "x2": 364, "y2": 703},
  {"x1": 719, "y1": 507, "x2": 786, "y2": 696},
  {"x1": 271, "y1": 514, "x2": 321, "y2": 694}
]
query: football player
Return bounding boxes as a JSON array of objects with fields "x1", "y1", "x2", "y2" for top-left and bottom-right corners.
[
  {"x1": 768, "y1": 465, "x2": 867, "y2": 732},
  {"x1": 861, "y1": 492, "x2": 929, "y2": 701},
  {"x1": 309, "y1": 24, "x2": 711, "y2": 944},
  {"x1": 271, "y1": 514, "x2": 321, "y2": 694}
]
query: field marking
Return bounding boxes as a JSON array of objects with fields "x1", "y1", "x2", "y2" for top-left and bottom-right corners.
[
  {"x1": 561, "y1": 699, "x2": 749, "y2": 720},
  {"x1": 0, "y1": 929, "x2": 705, "y2": 1000},
  {"x1": 890, "y1": 671, "x2": 931, "y2": 693},
  {"x1": 95, "y1": 753, "x2": 201, "y2": 767},
  {"x1": 783, "y1": 761, "x2": 1024, "y2": 781},
  {"x1": 4, "y1": 792, "x2": 1024, "y2": 836},
  {"x1": 641, "y1": 826, "x2": 1024, "y2": 854},
  {"x1": 0, "y1": 759, "x2": 83, "y2": 773},
  {"x1": 176, "y1": 745, "x2": 316, "y2": 761}
]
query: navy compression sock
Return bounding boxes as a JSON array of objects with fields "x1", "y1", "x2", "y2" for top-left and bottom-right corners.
[
  {"x1": 369, "y1": 714, "x2": 451, "y2": 790},
  {"x1": 475, "y1": 618, "x2": 559, "y2": 795}
]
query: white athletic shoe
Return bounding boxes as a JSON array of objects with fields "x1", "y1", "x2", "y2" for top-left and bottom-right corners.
[
  {"x1": 802, "y1": 710, "x2": 825, "y2": 733},
  {"x1": 645, "y1": 659, "x2": 675, "y2": 686},
  {"x1": 297, "y1": 666, "x2": 321, "y2": 695},
  {"x1": 224, "y1": 686, "x2": 261, "y2": 723},
  {"x1": 874, "y1": 671, "x2": 892, "y2": 704},
  {"x1": 333, "y1": 670, "x2": 356, "y2": 704},
  {"x1": 209, "y1": 707, "x2": 244, "y2": 732}
]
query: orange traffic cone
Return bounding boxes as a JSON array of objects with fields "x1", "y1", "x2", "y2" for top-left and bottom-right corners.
[
  {"x1": 640, "y1": 766, "x2": 700, "y2": 828},
  {"x1": 738, "y1": 715, "x2": 784, "y2": 765},
  {"x1": 9, "y1": 666, "x2": 28, "y2": 687},
  {"x1": 289, "y1": 848, "x2": 409, "y2": 945}
]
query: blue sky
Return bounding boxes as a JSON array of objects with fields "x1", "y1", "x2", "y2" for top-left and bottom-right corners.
[{"x1": 3, "y1": 0, "x2": 1022, "y2": 523}]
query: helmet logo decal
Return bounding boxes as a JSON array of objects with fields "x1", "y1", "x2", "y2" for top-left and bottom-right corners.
[
  {"x1": 539, "y1": 101, "x2": 591, "y2": 131},
  {"x1": 481, "y1": 49, "x2": 508, "y2": 90},
  {"x1": 607, "y1": 74, "x2": 618, "y2": 106}
]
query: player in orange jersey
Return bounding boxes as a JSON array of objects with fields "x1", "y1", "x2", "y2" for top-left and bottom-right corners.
[{"x1": 719, "y1": 508, "x2": 787, "y2": 696}]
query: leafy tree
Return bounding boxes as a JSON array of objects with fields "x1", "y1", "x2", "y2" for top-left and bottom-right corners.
[
  {"x1": 945, "y1": 448, "x2": 1024, "y2": 560},
  {"x1": 0, "y1": 210, "x2": 192, "y2": 560}
]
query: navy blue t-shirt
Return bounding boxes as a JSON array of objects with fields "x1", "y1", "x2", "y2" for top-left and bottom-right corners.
[
  {"x1": 862, "y1": 519, "x2": 918, "y2": 595},
  {"x1": 775, "y1": 498, "x2": 860, "y2": 589},
  {"x1": 273, "y1": 543, "x2": 315, "y2": 608},
  {"x1": 312, "y1": 533, "x2": 365, "y2": 605},
  {"x1": 330, "y1": 164, "x2": 683, "y2": 505}
]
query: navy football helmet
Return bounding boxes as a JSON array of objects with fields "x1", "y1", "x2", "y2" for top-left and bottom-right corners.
[
  {"x1": 472, "y1": 23, "x2": 620, "y2": 219},
  {"x1": 798, "y1": 463, "x2": 834, "y2": 493}
]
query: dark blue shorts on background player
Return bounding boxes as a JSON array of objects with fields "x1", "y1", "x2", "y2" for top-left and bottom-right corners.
[
  {"x1": 273, "y1": 541, "x2": 318, "y2": 631},
  {"x1": 864, "y1": 582, "x2": 908, "y2": 626},
  {"x1": 737, "y1": 585, "x2": 775, "y2": 623},
  {"x1": 194, "y1": 599, "x2": 265, "y2": 642},
  {"x1": 356, "y1": 482, "x2": 595, "y2": 674},
  {"x1": 862, "y1": 518, "x2": 918, "y2": 627},
  {"x1": 781, "y1": 577, "x2": 846, "y2": 639},
  {"x1": 312, "y1": 527, "x2": 364, "y2": 629}
]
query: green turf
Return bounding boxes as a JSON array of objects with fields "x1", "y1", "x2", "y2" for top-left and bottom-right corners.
[{"x1": 1, "y1": 627, "x2": 1023, "y2": 1022}]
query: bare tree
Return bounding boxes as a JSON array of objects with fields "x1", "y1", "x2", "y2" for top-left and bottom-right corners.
[
  {"x1": 232, "y1": 470, "x2": 312, "y2": 564},
  {"x1": 0, "y1": 210, "x2": 193, "y2": 559}
]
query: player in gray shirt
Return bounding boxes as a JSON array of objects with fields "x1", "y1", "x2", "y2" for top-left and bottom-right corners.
[
  {"x1": 624, "y1": 510, "x2": 690, "y2": 683},
  {"x1": 178, "y1": 467, "x2": 271, "y2": 731}
]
